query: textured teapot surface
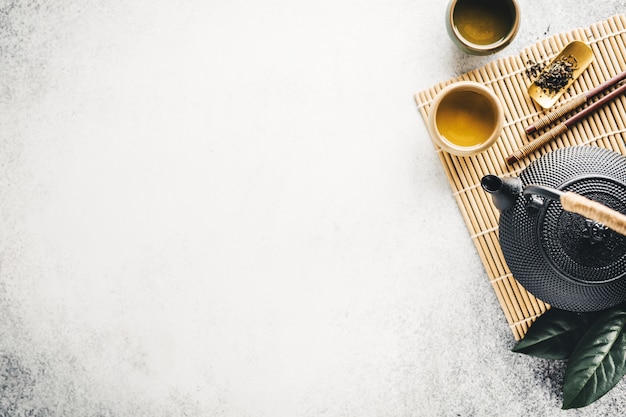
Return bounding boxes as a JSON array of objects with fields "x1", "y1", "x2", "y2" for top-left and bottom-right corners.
[{"x1": 488, "y1": 146, "x2": 626, "y2": 312}]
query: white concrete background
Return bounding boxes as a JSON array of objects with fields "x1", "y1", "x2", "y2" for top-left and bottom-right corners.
[{"x1": 2, "y1": 0, "x2": 626, "y2": 416}]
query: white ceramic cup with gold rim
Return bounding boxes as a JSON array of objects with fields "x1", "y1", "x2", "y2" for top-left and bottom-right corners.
[
  {"x1": 446, "y1": 0, "x2": 520, "y2": 55},
  {"x1": 427, "y1": 81, "x2": 504, "y2": 157}
]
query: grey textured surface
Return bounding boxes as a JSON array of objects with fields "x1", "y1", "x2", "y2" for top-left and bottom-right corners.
[{"x1": 2, "y1": 0, "x2": 626, "y2": 416}]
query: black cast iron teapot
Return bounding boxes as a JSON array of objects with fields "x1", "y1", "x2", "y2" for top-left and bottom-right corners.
[{"x1": 481, "y1": 146, "x2": 626, "y2": 312}]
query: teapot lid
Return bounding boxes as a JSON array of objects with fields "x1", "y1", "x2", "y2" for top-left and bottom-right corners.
[{"x1": 499, "y1": 146, "x2": 626, "y2": 312}]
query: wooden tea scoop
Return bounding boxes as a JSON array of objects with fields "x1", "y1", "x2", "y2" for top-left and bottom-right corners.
[
  {"x1": 524, "y1": 184, "x2": 626, "y2": 236},
  {"x1": 506, "y1": 81, "x2": 626, "y2": 165},
  {"x1": 526, "y1": 69, "x2": 626, "y2": 134},
  {"x1": 527, "y1": 41, "x2": 593, "y2": 109}
]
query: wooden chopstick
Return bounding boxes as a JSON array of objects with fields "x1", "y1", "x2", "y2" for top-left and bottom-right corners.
[
  {"x1": 507, "y1": 81, "x2": 626, "y2": 165},
  {"x1": 525, "y1": 69, "x2": 626, "y2": 134}
]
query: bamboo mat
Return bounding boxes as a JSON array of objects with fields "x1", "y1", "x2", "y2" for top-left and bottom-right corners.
[{"x1": 415, "y1": 14, "x2": 626, "y2": 340}]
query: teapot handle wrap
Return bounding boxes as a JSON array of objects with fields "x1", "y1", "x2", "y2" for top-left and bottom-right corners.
[{"x1": 561, "y1": 192, "x2": 626, "y2": 236}]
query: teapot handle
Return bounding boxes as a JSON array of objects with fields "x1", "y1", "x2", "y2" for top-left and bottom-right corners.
[
  {"x1": 524, "y1": 184, "x2": 626, "y2": 236},
  {"x1": 560, "y1": 192, "x2": 626, "y2": 236}
]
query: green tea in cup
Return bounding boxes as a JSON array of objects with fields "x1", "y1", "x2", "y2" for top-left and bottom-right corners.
[
  {"x1": 435, "y1": 89, "x2": 497, "y2": 147},
  {"x1": 427, "y1": 81, "x2": 504, "y2": 156},
  {"x1": 446, "y1": 0, "x2": 520, "y2": 55}
]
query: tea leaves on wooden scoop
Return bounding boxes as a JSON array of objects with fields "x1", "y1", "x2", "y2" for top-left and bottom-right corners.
[{"x1": 534, "y1": 55, "x2": 578, "y2": 94}]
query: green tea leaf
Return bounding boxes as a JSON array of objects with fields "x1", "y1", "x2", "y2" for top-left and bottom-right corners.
[
  {"x1": 512, "y1": 308, "x2": 597, "y2": 360},
  {"x1": 562, "y1": 307, "x2": 626, "y2": 409}
]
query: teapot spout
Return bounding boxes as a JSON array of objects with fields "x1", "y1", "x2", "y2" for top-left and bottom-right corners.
[{"x1": 481, "y1": 175, "x2": 522, "y2": 212}]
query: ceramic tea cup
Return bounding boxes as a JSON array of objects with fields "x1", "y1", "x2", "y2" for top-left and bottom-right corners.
[
  {"x1": 427, "y1": 81, "x2": 504, "y2": 156},
  {"x1": 446, "y1": 0, "x2": 520, "y2": 55}
]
